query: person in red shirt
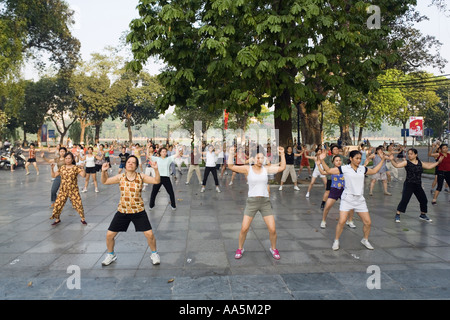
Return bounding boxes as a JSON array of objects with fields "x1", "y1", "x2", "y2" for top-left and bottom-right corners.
[{"x1": 430, "y1": 144, "x2": 450, "y2": 205}]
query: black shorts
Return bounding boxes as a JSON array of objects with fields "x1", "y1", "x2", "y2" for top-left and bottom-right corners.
[
  {"x1": 27, "y1": 158, "x2": 36, "y2": 163},
  {"x1": 328, "y1": 187, "x2": 344, "y2": 200},
  {"x1": 85, "y1": 166, "x2": 96, "y2": 174},
  {"x1": 95, "y1": 164, "x2": 102, "y2": 172},
  {"x1": 108, "y1": 211, "x2": 152, "y2": 232}
]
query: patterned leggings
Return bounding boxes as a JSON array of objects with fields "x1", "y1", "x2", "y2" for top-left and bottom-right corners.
[{"x1": 51, "y1": 187, "x2": 85, "y2": 220}]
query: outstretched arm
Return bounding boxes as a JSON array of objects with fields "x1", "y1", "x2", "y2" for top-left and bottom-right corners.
[{"x1": 101, "y1": 163, "x2": 121, "y2": 185}]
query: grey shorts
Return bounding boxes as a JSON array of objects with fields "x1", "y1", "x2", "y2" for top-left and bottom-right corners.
[{"x1": 244, "y1": 197, "x2": 273, "y2": 218}]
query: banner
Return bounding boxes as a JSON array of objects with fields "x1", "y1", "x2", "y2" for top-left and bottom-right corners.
[
  {"x1": 41, "y1": 124, "x2": 48, "y2": 143},
  {"x1": 224, "y1": 109, "x2": 229, "y2": 130},
  {"x1": 409, "y1": 116, "x2": 423, "y2": 136}
]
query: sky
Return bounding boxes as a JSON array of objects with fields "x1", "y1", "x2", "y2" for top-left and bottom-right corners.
[{"x1": 24, "y1": 0, "x2": 450, "y2": 79}]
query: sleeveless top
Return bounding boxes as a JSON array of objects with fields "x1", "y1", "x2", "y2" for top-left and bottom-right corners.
[
  {"x1": 85, "y1": 154, "x2": 96, "y2": 167},
  {"x1": 247, "y1": 165, "x2": 269, "y2": 198},
  {"x1": 405, "y1": 160, "x2": 423, "y2": 185},
  {"x1": 117, "y1": 173, "x2": 145, "y2": 213}
]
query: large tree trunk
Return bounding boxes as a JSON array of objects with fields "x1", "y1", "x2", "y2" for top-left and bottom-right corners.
[
  {"x1": 339, "y1": 124, "x2": 352, "y2": 145},
  {"x1": 274, "y1": 89, "x2": 293, "y2": 183},
  {"x1": 298, "y1": 102, "x2": 321, "y2": 146}
]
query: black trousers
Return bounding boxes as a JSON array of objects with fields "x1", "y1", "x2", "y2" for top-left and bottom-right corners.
[
  {"x1": 150, "y1": 176, "x2": 176, "y2": 208},
  {"x1": 397, "y1": 181, "x2": 427, "y2": 214},
  {"x1": 202, "y1": 166, "x2": 219, "y2": 186},
  {"x1": 436, "y1": 170, "x2": 450, "y2": 192}
]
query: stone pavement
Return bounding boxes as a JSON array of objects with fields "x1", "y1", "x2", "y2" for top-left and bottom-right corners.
[{"x1": 0, "y1": 159, "x2": 449, "y2": 303}]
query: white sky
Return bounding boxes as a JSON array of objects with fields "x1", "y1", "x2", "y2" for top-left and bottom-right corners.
[{"x1": 24, "y1": 0, "x2": 450, "y2": 79}]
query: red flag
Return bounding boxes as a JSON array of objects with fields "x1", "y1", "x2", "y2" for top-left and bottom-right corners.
[{"x1": 224, "y1": 109, "x2": 229, "y2": 130}]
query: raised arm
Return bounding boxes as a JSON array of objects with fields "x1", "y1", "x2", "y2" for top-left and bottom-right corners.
[
  {"x1": 266, "y1": 147, "x2": 286, "y2": 174},
  {"x1": 422, "y1": 156, "x2": 444, "y2": 170},
  {"x1": 388, "y1": 154, "x2": 407, "y2": 168},
  {"x1": 366, "y1": 149, "x2": 386, "y2": 175},
  {"x1": 141, "y1": 161, "x2": 161, "y2": 185},
  {"x1": 319, "y1": 153, "x2": 340, "y2": 175},
  {"x1": 227, "y1": 147, "x2": 249, "y2": 175},
  {"x1": 101, "y1": 163, "x2": 121, "y2": 185}
]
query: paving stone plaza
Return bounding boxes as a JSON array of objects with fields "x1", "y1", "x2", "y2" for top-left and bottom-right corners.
[{"x1": 0, "y1": 149, "x2": 449, "y2": 302}]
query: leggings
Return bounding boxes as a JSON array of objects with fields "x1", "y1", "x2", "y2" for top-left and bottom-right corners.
[
  {"x1": 150, "y1": 176, "x2": 176, "y2": 208},
  {"x1": 51, "y1": 187, "x2": 85, "y2": 220},
  {"x1": 397, "y1": 182, "x2": 427, "y2": 214},
  {"x1": 202, "y1": 166, "x2": 219, "y2": 186},
  {"x1": 51, "y1": 176, "x2": 61, "y2": 202},
  {"x1": 436, "y1": 171, "x2": 450, "y2": 192}
]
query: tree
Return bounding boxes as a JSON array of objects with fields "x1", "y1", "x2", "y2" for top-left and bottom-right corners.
[
  {"x1": 0, "y1": 0, "x2": 80, "y2": 76},
  {"x1": 127, "y1": 0, "x2": 417, "y2": 149},
  {"x1": 46, "y1": 77, "x2": 78, "y2": 145},
  {"x1": 111, "y1": 71, "x2": 162, "y2": 142}
]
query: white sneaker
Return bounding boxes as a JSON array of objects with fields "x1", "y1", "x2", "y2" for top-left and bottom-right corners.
[
  {"x1": 361, "y1": 238, "x2": 374, "y2": 250},
  {"x1": 185, "y1": 182, "x2": 189, "y2": 185},
  {"x1": 201, "y1": 186, "x2": 205, "y2": 193},
  {"x1": 305, "y1": 192, "x2": 310, "y2": 198},
  {"x1": 150, "y1": 252, "x2": 160, "y2": 265},
  {"x1": 81, "y1": 188, "x2": 87, "y2": 193},
  {"x1": 346, "y1": 221, "x2": 356, "y2": 229},
  {"x1": 294, "y1": 186, "x2": 300, "y2": 191},
  {"x1": 142, "y1": 186, "x2": 146, "y2": 191},
  {"x1": 101, "y1": 253, "x2": 117, "y2": 266},
  {"x1": 216, "y1": 186, "x2": 221, "y2": 193},
  {"x1": 171, "y1": 206, "x2": 177, "y2": 211},
  {"x1": 320, "y1": 220, "x2": 326, "y2": 229},
  {"x1": 279, "y1": 186, "x2": 283, "y2": 191},
  {"x1": 229, "y1": 181, "x2": 233, "y2": 186},
  {"x1": 332, "y1": 240, "x2": 339, "y2": 251},
  {"x1": 95, "y1": 188, "x2": 99, "y2": 193}
]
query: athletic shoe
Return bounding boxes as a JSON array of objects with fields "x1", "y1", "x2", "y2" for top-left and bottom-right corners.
[
  {"x1": 81, "y1": 187, "x2": 87, "y2": 193},
  {"x1": 395, "y1": 214, "x2": 401, "y2": 223},
  {"x1": 346, "y1": 221, "x2": 356, "y2": 229},
  {"x1": 235, "y1": 248, "x2": 244, "y2": 259},
  {"x1": 201, "y1": 186, "x2": 205, "y2": 193},
  {"x1": 320, "y1": 220, "x2": 326, "y2": 229},
  {"x1": 278, "y1": 186, "x2": 283, "y2": 191},
  {"x1": 419, "y1": 214, "x2": 432, "y2": 222},
  {"x1": 185, "y1": 182, "x2": 189, "y2": 185},
  {"x1": 361, "y1": 238, "x2": 374, "y2": 250},
  {"x1": 229, "y1": 181, "x2": 233, "y2": 186},
  {"x1": 101, "y1": 253, "x2": 117, "y2": 266},
  {"x1": 216, "y1": 186, "x2": 221, "y2": 193},
  {"x1": 270, "y1": 248, "x2": 280, "y2": 260},
  {"x1": 171, "y1": 206, "x2": 177, "y2": 211},
  {"x1": 294, "y1": 186, "x2": 300, "y2": 191},
  {"x1": 332, "y1": 240, "x2": 339, "y2": 251},
  {"x1": 95, "y1": 188, "x2": 99, "y2": 193},
  {"x1": 384, "y1": 192, "x2": 392, "y2": 196},
  {"x1": 305, "y1": 192, "x2": 310, "y2": 198},
  {"x1": 150, "y1": 252, "x2": 160, "y2": 265}
]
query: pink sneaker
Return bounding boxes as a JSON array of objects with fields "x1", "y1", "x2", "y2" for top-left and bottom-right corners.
[
  {"x1": 234, "y1": 248, "x2": 244, "y2": 259},
  {"x1": 270, "y1": 248, "x2": 280, "y2": 260}
]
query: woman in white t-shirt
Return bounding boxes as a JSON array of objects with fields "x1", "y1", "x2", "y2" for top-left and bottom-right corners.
[
  {"x1": 201, "y1": 145, "x2": 221, "y2": 193},
  {"x1": 320, "y1": 148, "x2": 386, "y2": 251},
  {"x1": 81, "y1": 146, "x2": 99, "y2": 193},
  {"x1": 227, "y1": 146, "x2": 286, "y2": 260}
]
